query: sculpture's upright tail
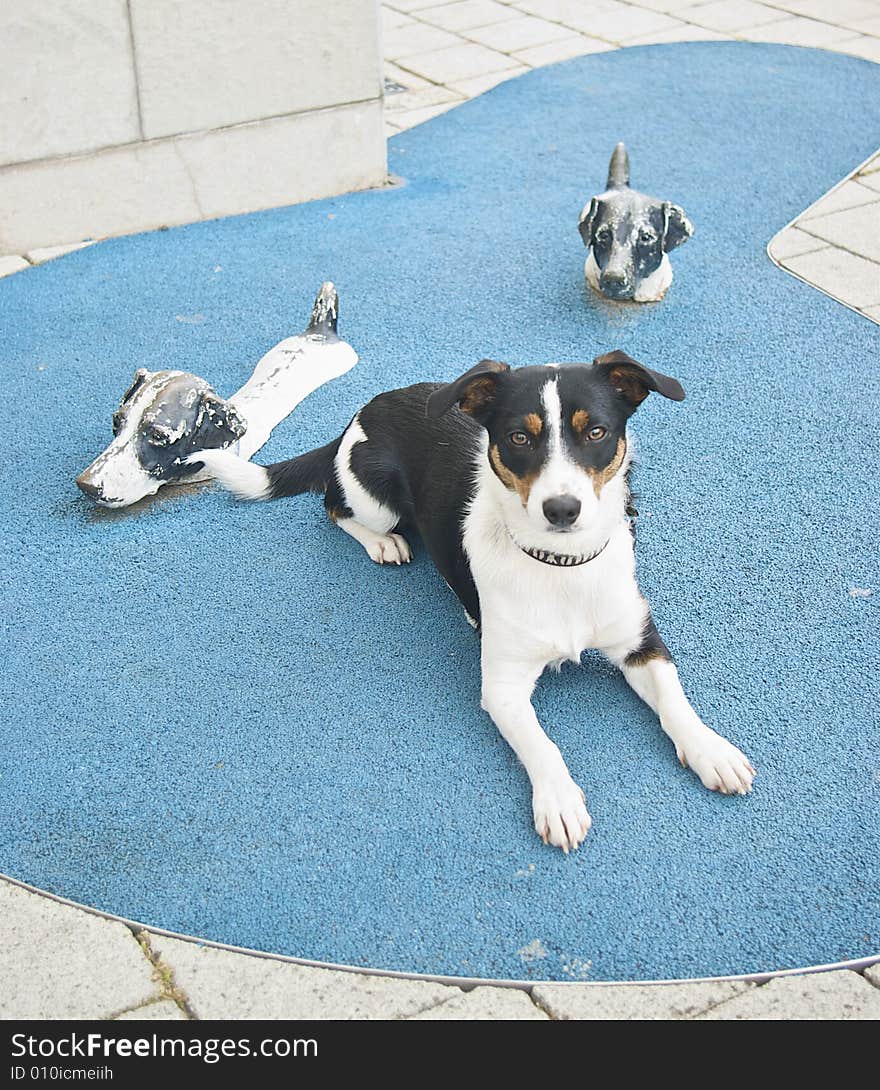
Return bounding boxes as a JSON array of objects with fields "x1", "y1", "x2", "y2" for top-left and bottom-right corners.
[
  {"x1": 606, "y1": 142, "x2": 630, "y2": 189},
  {"x1": 306, "y1": 281, "x2": 339, "y2": 340}
]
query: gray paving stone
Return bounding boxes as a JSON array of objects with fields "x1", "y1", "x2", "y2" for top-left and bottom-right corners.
[
  {"x1": 588, "y1": 6, "x2": 685, "y2": 41},
  {"x1": 449, "y1": 65, "x2": 531, "y2": 97},
  {"x1": 800, "y1": 178, "x2": 880, "y2": 220},
  {"x1": 409, "y1": 985, "x2": 549, "y2": 1019},
  {"x1": 623, "y1": 0, "x2": 709, "y2": 10},
  {"x1": 740, "y1": 14, "x2": 855, "y2": 44},
  {"x1": 859, "y1": 303, "x2": 880, "y2": 322},
  {"x1": 768, "y1": 226, "x2": 829, "y2": 260},
  {"x1": 864, "y1": 963, "x2": 880, "y2": 988},
  {"x1": 0, "y1": 882, "x2": 160, "y2": 1020},
  {"x1": 802, "y1": 200, "x2": 880, "y2": 264},
  {"x1": 0, "y1": 255, "x2": 28, "y2": 278},
  {"x1": 385, "y1": 0, "x2": 446, "y2": 10},
  {"x1": 384, "y1": 21, "x2": 461, "y2": 60},
  {"x1": 698, "y1": 970, "x2": 880, "y2": 1019},
  {"x1": 512, "y1": 34, "x2": 615, "y2": 65},
  {"x1": 532, "y1": 979, "x2": 752, "y2": 1020},
  {"x1": 417, "y1": 1, "x2": 524, "y2": 32},
  {"x1": 115, "y1": 1000, "x2": 187, "y2": 1021},
  {"x1": 830, "y1": 35, "x2": 880, "y2": 61},
  {"x1": 682, "y1": 0, "x2": 788, "y2": 32},
  {"x1": 625, "y1": 24, "x2": 732, "y2": 42},
  {"x1": 150, "y1": 934, "x2": 458, "y2": 1020},
  {"x1": 464, "y1": 14, "x2": 573, "y2": 51},
  {"x1": 384, "y1": 83, "x2": 464, "y2": 113},
  {"x1": 395, "y1": 39, "x2": 519, "y2": 82},
  {"x1": 772, "y1": 0, "x2": 880, "y2": 26},
  {"x1": 783, "y1": 245, "x2": 880, "y2": 309},
  {"x1": 857, "y1": 173, "x2": 880, "y2": 194}
]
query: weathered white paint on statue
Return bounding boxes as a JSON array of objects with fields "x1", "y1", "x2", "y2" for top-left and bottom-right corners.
[
  {"x1": 579, "y1": 143, "x2": 693, "y2": 304},
  {"x1": 76, "y1": 282, "x2": 356, "y2": 508}
]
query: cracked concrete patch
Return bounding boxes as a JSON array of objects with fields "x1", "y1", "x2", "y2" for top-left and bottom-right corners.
[
  {"x1": 115, "y1": 999, "x2": 187, "y2": 1021},
  {"x1": 408, "y1": 986, "x2": 549, "y2": 1019},
  {"x1": 532, "y1": 979, "x2": 753, "y2": 1020},
  {"x1": 0, "y1": 882, "x2": 160, "y2": 1020},
  {"x1": 147, "y1": 934, "x2": 458, "y2": 1020},
  {"x1": 697, "y1": 970, "x2": 880, "y2": 1019}
]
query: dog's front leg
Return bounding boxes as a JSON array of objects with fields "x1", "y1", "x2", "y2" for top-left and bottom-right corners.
[
  {"x1": 480, "y1": 643, "x2": 591, "y2": 852},
  {"x1": 607, "y1": 623, "x2": 755, "y2": 795}
]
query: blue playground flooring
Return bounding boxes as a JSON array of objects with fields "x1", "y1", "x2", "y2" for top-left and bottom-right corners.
[{"x1": 1, "y1": 43, "x2": 878, "y2": 981}]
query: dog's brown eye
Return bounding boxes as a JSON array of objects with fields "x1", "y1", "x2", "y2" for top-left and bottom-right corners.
[
  {"x1": 587, "y1": 425, "x2": 607, "y2": 441},
  {"x1": 638, "y1": 229, "x2": 657, "y2": 244},
  {"x1": 509, "y1": 431, "x2": 529, "y2": 447}
]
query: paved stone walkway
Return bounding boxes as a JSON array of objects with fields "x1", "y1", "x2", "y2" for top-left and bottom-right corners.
[
  {"x1": 2, "y1": 880, "x2": 879, "y2": 1019},
  {"x1": 769, "y1": 150, "x2": 880, "y2": 320},
  {"x1": 2, "y1": 4, "x2": 878, "y2": 1021}
]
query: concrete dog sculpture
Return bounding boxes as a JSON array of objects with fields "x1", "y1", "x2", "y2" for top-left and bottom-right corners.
[
  {"x1": 76, "y1": 282, "x2": 356, "y2": 508},
  {"x1": 579, "y1": 143, "x2": 694, "y2": 302},
  {"x1": 193, "y1": 352, "x2": 755, "y2": 852}
]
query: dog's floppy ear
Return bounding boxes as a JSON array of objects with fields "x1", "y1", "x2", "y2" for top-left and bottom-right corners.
[
  {"x1": 196, "y1": 391, "x2": 248, "y2": 441},
  {"x1": 593, "y1": 350, "x2": 685, "y2": 407},
  {"x1": 426, "y1": 359, "x2": 510, "y2": 421},
  {"x1": 662, "y1": 202, "x2": 693, "y2": 252},
  {"x1": 578, "y1": 197, "x2": 600, "y2": 247}
]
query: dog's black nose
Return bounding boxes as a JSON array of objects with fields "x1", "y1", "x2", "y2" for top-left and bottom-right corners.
[{"x1": 543, "y1": 495, "x2": 581, "y2": 527}]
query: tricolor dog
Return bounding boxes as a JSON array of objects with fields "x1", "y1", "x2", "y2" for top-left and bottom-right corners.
[{"x1": 194, "y1": 352, "x2": 755, "y2": 851}]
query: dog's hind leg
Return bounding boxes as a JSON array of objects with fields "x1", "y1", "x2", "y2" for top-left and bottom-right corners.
[{"x1": 327, "y1": 416, "x2": 412, "y2": 566}]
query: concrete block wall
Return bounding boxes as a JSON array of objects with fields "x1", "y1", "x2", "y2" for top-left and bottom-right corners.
[{"x1": 0, "y1": 0, "x2": 386, "y2": 255}]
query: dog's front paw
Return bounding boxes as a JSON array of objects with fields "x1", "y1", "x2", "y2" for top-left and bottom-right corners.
[
  {"x1": 677, "y1": 731, "x2": 756, "y2": 796},
  {"x1": 532, "y1": 775, "x2": 592, "y2": 853}
]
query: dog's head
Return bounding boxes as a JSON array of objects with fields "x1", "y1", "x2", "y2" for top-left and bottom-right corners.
[
  {"x1": 579, "y1": 189, "x2": 693, "y2": 300},
  {"x1": 427, "y1": 353, "x2": 684, "y2": 554},
  {"x1": 77, "y1": 369, "x2": 248, "y2": 507}
]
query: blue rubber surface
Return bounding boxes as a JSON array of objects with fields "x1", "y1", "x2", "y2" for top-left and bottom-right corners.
[{"x1": 2, "y1": 43, "x2": 879, "y2": 982}]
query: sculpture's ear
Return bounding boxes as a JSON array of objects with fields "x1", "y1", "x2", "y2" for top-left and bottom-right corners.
[
  {"x1": 593, "y1": 350, "x2": 685, "y2": 408},
  {"x1": 426, "y1": 359, "x2": 510, "y2": 421},
  {"x1": 197, "y1": 391, "x2": 248, "y2": 441},
  {"x1": 112, "y1": 368, "x2": 152, "y2": 435},
  {"x1": 578, "y1": 197, "x2": 600, "y2": 247},
  {"x1": 662, "y1": 202, "x2": 693, "y2": 252}
]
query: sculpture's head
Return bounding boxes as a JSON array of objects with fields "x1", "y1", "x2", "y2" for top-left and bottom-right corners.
[
  {"x1": 579, "y1": 188, "x2": 693, "y2": 301},
  {"x1": 76, "y1": 369, "x2": 248, "y2": 507}
]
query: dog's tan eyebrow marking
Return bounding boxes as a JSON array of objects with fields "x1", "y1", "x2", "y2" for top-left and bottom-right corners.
[
  {"x1": 524, "y1": 413, "x2": 543, "y2": 437},
  {"x1": 571, "y1": 409, "x2": 590, "y2": 434},
  {"x1": 587, "y1": 436, "x2": 626, "y2": 497},
  {"x1": 489, "y1": 443, "x2": 537, "y2": 507}
]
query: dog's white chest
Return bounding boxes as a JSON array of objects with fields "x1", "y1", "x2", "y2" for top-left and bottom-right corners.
[{"x1": 466, "y1": 525, "x2": 643, "y2": 666}]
